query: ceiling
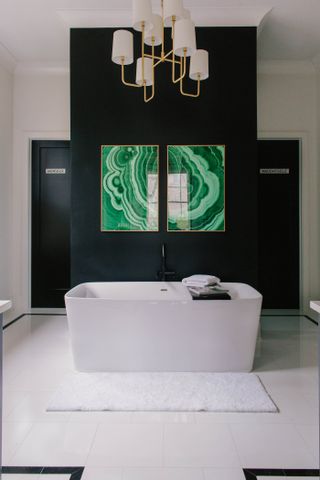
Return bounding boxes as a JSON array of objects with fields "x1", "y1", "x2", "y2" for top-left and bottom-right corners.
[{"x1": 0, "y1": 0, "x2": 319, "y2": 69}]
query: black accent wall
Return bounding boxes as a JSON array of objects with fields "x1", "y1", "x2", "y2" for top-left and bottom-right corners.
[{"x1": 70, "y1": 27, "x2": 258, "y2": 285}]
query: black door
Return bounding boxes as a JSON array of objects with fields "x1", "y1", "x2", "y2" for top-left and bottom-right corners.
[
  {"x1": 258, "y1": 139, "x2": 300, "y2": 309},
  {"x1": 32, "y1": 140, "x2": 71, "y2": 307}
]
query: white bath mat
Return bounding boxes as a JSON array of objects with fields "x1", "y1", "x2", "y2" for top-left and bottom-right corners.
[{"x1": 47, "y1": 372, "x2": 277, "y2": 412}]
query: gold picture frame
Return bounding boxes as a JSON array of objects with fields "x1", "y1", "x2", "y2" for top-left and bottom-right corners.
[
  {"x1": 101, "y1": 145, "x2": 159, "y2": 232},
  {"x1": 167, "y1": 145, "x2": 226, "y2": 232}
]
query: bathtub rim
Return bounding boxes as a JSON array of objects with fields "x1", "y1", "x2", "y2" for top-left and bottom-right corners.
[{"x1": 65, "y1": 281, "x2": 263, "y2": 302}]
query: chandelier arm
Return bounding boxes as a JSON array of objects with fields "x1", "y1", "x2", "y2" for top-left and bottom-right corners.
[
  {"x1": 144, "y1": 41, "x2": 155, "y2": 103},
  {"x1": 180, "y1": 75, "x2": 201, "y2": 98},
  {"x1": 145, "y1": 54, "x2": 163, "y2": 61},
  {"x1": 121, "y1": 59, "x2": 142, "y2": 88},
  {"x1": 153, "y1": 50, "x2": 175, "y2": 67},
  {"x1": 172, "y1": 55, "x2": 186, "y2": 83},
  {"x1": 180, "y1": 53, "x2": 201, "y2": 98},
  {"x1": 145, "y1": 52, "x2": 177, "y2": 65}
]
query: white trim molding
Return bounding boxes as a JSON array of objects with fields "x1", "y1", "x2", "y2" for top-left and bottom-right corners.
[
  {"x1": 9, "y1": 130, "x2": 70, "y2": 323},
  {"x1": 15, "y1": 62, "x2": 70, "y2": 76},
  {"x1": 0, "y1": 41, "x2": 17, "y2": 73},
  {"x1": 26, "y1": 133, "x2": 71, "y2": 312},
  {"x1": 258, "y1": 131, "x2": 319, "y2": 319}
]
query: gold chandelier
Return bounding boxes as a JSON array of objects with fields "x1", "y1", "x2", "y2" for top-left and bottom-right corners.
[{"x1": 111, "y1": 0, "x2": 209, "y2": 103}]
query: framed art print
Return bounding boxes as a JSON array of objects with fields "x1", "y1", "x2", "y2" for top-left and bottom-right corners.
[
  {"x1": 101, "y1": 145, "x2": 159, "y2": 232},
  {"x1": 167, "y1": 145, "x2": 225, "y2": 232}
]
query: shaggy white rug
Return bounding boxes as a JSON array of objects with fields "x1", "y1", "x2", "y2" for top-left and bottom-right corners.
[{"x1": 47, "y1": 372, "x2": 277, "y2": 412}]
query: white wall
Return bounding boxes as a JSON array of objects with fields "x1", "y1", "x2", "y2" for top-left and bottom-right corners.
[
  {"x1": 10, "y1": 68, "x2": 70, "y2": 321},
  {"x1": 257, "y1": 64, "x2": 320, "y2": 316},
  {"x1": 0, "y1": 63, "x2": 13, "y2": 316}
]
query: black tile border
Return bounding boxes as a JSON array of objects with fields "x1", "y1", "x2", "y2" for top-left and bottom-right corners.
[
  {"x1": 304, "y1": 315, "x2": 319, "y2": 326},
  {"x1": 43, "y1": 467, "x2": 84, "y2": 480},
  {"x1": 3, "y1": 312, "x2": 317, "y2": 331},
  {"x1": 21, "y1": 313, "x2": 67, "y2": 316},
  {"x1": 3, "y1": 314, "x2": 26, "y2": 330},
  {"x1": 243, "y1": 469, "x2": 320, "y2": 479},
  {"x1": 1, "y1": 466, "x2": 84, "y2": 479},
  {"x1": 3, "y1": 313, "x2": 67, "y2": 330},
  {"x1": 261, "y1": 315, "x2": 305, "y2": 317},
  {"x1": 261, "y1": 314, "x2": 318, "y2": 326},
  {"x1": 2, "y1": 467, "x2": 318, "y2": 479},
  {"x1": 2, "y1": 467, "x2": 43, "y2": 474}
]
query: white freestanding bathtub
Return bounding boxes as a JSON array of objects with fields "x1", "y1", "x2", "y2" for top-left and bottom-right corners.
[{"x1": 65, "y1": 282, "x2": 262, "y2": 373}]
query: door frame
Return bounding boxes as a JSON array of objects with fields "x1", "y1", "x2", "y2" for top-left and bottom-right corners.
[
  {"x1": 28, "y1": 133, "x2": 70, "y2": 314},
  {"x1": 258, "y1": 131, "x2": 308, "y2": 315}
]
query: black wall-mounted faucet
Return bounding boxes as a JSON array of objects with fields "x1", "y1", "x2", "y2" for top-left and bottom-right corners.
[{"x1": 157, "y1": 243, "x2": 176, "y2": 282}]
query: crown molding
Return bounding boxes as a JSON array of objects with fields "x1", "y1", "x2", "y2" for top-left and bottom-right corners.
[
  {"x1": 0, "y1": 41, "x2": 17, "y2": 73},
  {"x1": 57, "y1": 6, "x2": 272, "y2": 28},
  {"x1": 257, "y1": 60, "x2": 316, "y2": 75},
  {"x1": 14, "y1": 61, "x2": 69, "y2": 75},
  {"x1": 257, "y1": 7, "x2": 272, "y2": 37}
]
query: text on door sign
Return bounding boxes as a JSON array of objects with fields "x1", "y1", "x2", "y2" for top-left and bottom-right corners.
[
  {"x1": 260, "y1": 168, "x2": 290, "y2": 174},
  {"x1": 45, "y1": 168, "x2": 66, "y2": 174}
]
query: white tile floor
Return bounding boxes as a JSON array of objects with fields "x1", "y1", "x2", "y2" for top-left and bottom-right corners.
[{"x1": 2, "y1": 314, "x2": 319, "y2": 480}]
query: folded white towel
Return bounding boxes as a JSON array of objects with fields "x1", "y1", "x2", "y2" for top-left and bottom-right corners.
[
  {"x1": 184, "y1": 281, "x2": 220, "y2": 287},
  {"x1": 182, "y1": 274, "x2": 220, "y2": 287}
]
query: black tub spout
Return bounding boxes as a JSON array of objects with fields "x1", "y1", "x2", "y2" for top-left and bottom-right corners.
[{"x1": 157, "y1": 243, "x2": 176, "y2": 281}]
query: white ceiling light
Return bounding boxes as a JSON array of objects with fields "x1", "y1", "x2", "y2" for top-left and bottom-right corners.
[{"x1": 111, "y1": 0, "x2": 209, "y2": 103}]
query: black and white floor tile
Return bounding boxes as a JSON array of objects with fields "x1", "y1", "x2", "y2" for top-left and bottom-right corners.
[
  {"x1": 2, "y1": 467, "x2": 319, "y2": 480},
  {"x1": 1, "y1": 467, "x2": 84, "y2": 480},
  {"x1": 2, "y1": 314, "x2": 318, "y2": 479},
  {"x1": 243, "y1": 469, "x2": 320, "y2": 479}
]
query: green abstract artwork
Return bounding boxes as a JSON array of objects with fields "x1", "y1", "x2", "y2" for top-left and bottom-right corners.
[
  {"x1": 101, "y1": 145, "x2": 159, "y2": 231},
  {"x1": 167, "y1": 145, "x2": 225, "y2": 232}
]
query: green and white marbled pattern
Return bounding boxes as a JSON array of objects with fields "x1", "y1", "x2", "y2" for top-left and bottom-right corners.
[
  {"x1": 168, "y1": 145, "x2": 225, "y2": 231},
  {"x1": 101, "y1": 145, "x2": 158, "y2": 231}
]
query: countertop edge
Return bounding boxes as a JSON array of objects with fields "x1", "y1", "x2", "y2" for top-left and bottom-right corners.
[
  {"x1": 310, "y1": 301, "x2": 320, "y2": 315},
  {"x1": 0, "y1": 300, "x2": 12, "y2": 314}
]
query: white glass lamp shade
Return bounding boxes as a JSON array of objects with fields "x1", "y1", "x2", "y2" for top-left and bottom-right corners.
[
  {"x1": 132, "y1": 0, "x2": 153, "y2": 31},
  {"x1": 136, "y1": 57, "x2": 153, "y2": 86},
  {"x1": 163, "y1": 0, "x2": 184, "y2": 26},
  {"x1": 181, "y1": 8, "x2": 191, "y2": 19},
  {"x1": 112, "y1": 30, "x2": 134, "y2": 65},
  {"x1": 174, "y1": 19, "x2": 196, "y2": 57},
  {"x1": 190, "y1": 49, "x2": 209, "y2": 80},
  {"x1": 144, "y1": 14, "x2": 163, "y2": 46}
]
